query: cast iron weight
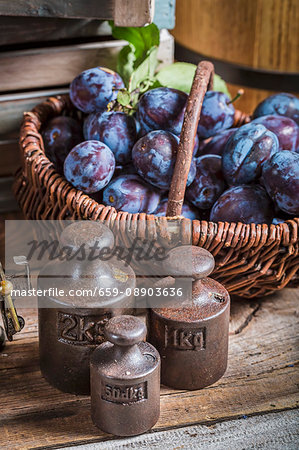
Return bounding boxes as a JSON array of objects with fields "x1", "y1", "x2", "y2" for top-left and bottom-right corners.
[
  {"x1": 90, "y1": 315, "x2": 160, "y2": 436},
  {"x1": 148, "y1": 245, "x2": 230, "y2": 390},
  {"x1": 38, "y1": 221, "x2": 136, "y2": 395}
]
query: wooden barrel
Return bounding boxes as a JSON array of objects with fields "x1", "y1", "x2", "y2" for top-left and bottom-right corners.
[{"x1": 172, "y1": 0, "x2": 299, "y2": 113}]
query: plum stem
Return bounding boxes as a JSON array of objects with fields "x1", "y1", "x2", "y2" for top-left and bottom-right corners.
[{"x1": 228, "y1": 89, "x2": 244, "y2": 105}]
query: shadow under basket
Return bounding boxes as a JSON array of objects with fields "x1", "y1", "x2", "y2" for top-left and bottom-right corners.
[{"x1": 13, "y1": 62, "x2": 299, "y2": 298}]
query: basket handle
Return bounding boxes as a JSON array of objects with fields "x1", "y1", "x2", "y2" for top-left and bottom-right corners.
[{"x1": 166, "y1": 61, "x2": 214, "y2": 217}]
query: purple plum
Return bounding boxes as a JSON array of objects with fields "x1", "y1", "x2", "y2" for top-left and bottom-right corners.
[
  {"x1": 197, "y1": 91, "x2": 235, "y2": 139},
  {"x1": 64, "y1": 140, "x2": 115, "y2": 193},
  {"x1": 251, "y1": 115, "x2": 299, "y2": 152},
  {"x1": 137, "y1": 87, "x2": 187, "y2": 136},
  {"x1": 42, "y1": 116, "x2": 83, "y2": 174},
  {"x1": 222, "y1": 123, "x2": 279, "y2": 185},
  {"x1": 84, "y1": 111, "x2": 137, "y2": 164},
  {"x1": 253, "y1": 93, "x2": 299, "y2": 125},
  {"x1": 210, "y1": 185, "x2": 273, "y2": 224},
  {"x1": 70, "y1": 67, "x2": 124, "y2": 113},
  {"x1": 103, "y1": 174, "x2": 160, "y2": 214},
  {"x1": 262, "y1": 150, "x2": 299, "y2": 215},
  {"x1": 186, "y1": 155, "x2": 226, "y2": 209},
  {"x1": 132, "y1": 130, "x2": 196, "y2": 190},
  {"x1": 197, "y1": 128, "x2": 237, "y2": 156}
]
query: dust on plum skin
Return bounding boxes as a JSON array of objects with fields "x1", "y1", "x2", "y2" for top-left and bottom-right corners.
[
  {"x1": 84, "y1": 111, "x2": 137, "y2": 164},
  {"x1": 210, "y1": 185, "x2": 274, "y2": 225},
  {"x1": 42, "y1": 116, "x2": 83, "y2": 174},
  {"x1": 70, "y1": 67, "x2": 124, "y2": 113},
  {"x1": 253, "y1": 93, "x2": 299, "y2": 125},
  {"x1": 64, "y1": 140, "x2": 115, "y2": 194},
  {"x1": 132, "y1": 130, "x2": 195, "y2": 190},
  {"x1": 137, "y1": 87, "x2": 187, "y2": 136},
  {"x1": 262, "y1": 150, "x2": 299, "y2": 215},
  {"x1": 197, "y1": 91, "x2": 235, "y2": 139},
  {"x1": 251, "y1": 115, "x2": 299, "y2": 152},
  {"x1": 186, "y1": 155, "x2": 226, "y2": 209},
  {"x1": 103, "y1": 174, "x2": 160, "y2": 214},
  {"x1": 222, "y1": 123, "x2": 279, "y2": 186}
]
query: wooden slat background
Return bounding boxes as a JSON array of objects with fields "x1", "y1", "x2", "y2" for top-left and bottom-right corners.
[{"x1": 0, "y1": 30, "x2": 174, "y2": 213}]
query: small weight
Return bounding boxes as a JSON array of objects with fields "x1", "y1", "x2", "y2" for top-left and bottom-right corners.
[
  {"x1": 38, "y1": 221, "x2": 135, "y2": 395},
  {"x1": 149, "y1": 245, "x2": 230, "y2": 390},
  {"x1": 91, "y1": 315, "x2": 160, "y2": 436}
]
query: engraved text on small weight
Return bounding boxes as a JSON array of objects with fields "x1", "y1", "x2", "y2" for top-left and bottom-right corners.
[{"x1": 101, "y1": 382, "x2": 147, "y2": 403}]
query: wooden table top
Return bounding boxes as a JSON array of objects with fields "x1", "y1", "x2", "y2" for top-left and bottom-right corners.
[
  {"x1": 0, "y1": 287, "x2": 298, "y2": 449},
  {"x1": 0, "y1": 211, "x2": 298, "y2": 448}
]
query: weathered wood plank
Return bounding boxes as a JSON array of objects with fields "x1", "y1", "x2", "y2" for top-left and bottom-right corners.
[
  {"x1": 0, "y1": 0, "x2": 115, "y2": 21},
  {"x1": 114, "y1": 0, "x2": 155, "y2": 27},
  {"x1": 0, "y1": 31, "x2": 174, "y2": 94},
  {"x1": 0, "y1": 31, "x2": 173, "y2": 138},
  {"x1": 0, "y1": 41, "x2": 122, "y2": 94},
  {"x1": 0, "y1": 289, "x2": 298, "y2": 448},
  {"x1": 0, "y1": 17, "x2": 109, "y2": 47},
  {"x1": 0, "y1": 0, "x2": 154, "y2": 27},
  {"x1": 0, "y1": 89, "x2": 69, "y2": 135},
  {"x1": 0, "y1": 367, "x2": 297, "y2": 449}
]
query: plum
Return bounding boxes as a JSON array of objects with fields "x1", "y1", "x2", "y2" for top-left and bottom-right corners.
[
  {"x1": 262, "y1": 150, "x2": 299, "y2": 215},
  {"x1": 197, "y1": 128, "x2": 237, "y2": 157},
  {"x1": 154, "y1": 198, "x2": 199, "y2": 220},
  {"x1": 253, "y1": 93, "x2": 299, "y2": 125},
  {"x1": 64, "y1": 140, "x2": 115, "y2": 193},
  {"x1": 251, "y1": 115, "x2": 299, "y2": 152},
  {"x1": 84, "y1": 111, "x2": 137, "y2": 164},
  {"x1": 42, "y1": 116, "x2": 83, "y2": 174},
  {"x1": 103, "y1": 174, "x2": 160, "y2": 214},
  {"x1": 210, "y1": 185, "x2": 273, "y2": 224},
  {"x1": 132, "y1": 130, "x2": 196, "y2": 190},
  {"x1": 186, "y1": 155, "x2": 226, "y2": 209},
  {"x1": 197, "y1": 91, "x2": 235, "y2": 139},
  {"x1": 70, "y1": 67, "x2": 124, "y2": 113},
  {"x1": 137, "y1": 87, "x2": 187, "y2": 136},
  {"x1": 222, "y1": 123, "x2": 279, "y2": 185}
]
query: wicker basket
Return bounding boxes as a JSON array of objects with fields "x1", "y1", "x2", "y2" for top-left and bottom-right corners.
[{"x1": 14, "y1": 61, "x2": 299, "y2": 298}]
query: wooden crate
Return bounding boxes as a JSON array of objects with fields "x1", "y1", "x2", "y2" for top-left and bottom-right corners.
[{"x1": 0, "y1": 25, "x2": 174, "y2": 213}]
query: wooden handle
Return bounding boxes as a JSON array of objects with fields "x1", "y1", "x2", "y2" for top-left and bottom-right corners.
[{"x1": 166, "y1": 61, "x2": 214, "y2": 217}]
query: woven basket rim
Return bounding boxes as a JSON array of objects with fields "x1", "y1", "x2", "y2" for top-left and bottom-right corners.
[
  {"x1": 14, "y1": 91, "x2": 299, "y2": 297},
  {"x1": 18, "y1": 93, "x2": 299, "y2": 232}
]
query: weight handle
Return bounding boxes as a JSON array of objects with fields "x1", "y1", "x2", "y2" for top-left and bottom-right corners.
[{"x1": 166, "y1": 61, "x2": 214, "y2": 217}]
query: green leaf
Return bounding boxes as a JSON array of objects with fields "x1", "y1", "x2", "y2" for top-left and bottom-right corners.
[
  {"x1": 156, "y1": 62, "x2": 231, "y2": 98},
  {"x1": 128, "y1": 47, "x2": 159, "y2": 93},
  {"x1": 117, "y1": 89, "x2": 131, "y2": 106},
  {"x1": 110, "y1": 22, "x2": 160, "y2": 86},
  {"x1": 156, "y1": 62, "x2": 196, "y2": 93},
  {"x1": 116, "y1": 44, "x2": 136, "y2": 86},
  {"x1": 110, "y1": 22, "x2": 159, "y2": 63}
]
